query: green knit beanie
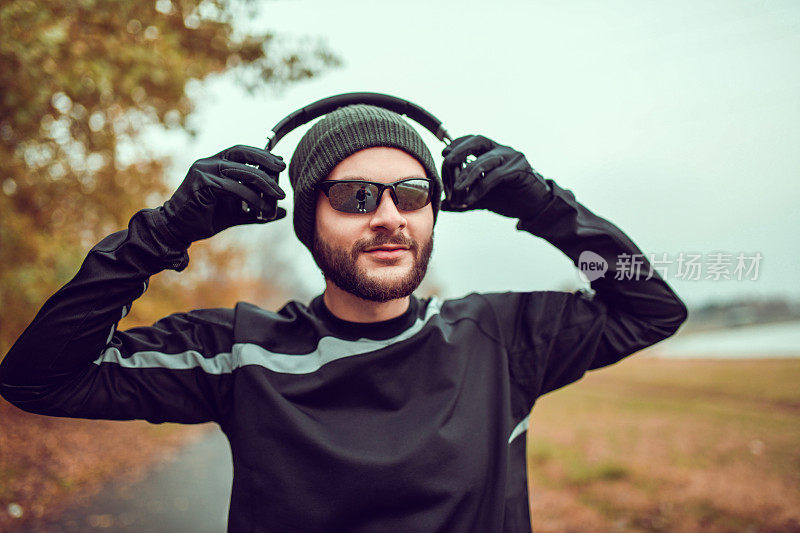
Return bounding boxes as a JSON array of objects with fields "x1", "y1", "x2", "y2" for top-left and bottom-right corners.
[{"x1": 288, "y1": 104, "x2": 442, "y2": 251}]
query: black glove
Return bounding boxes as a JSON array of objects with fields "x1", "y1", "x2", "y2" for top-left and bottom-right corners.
[
  {"x1": 441, "y1": 135, "x2": 552, "y2": 219},
  {"x1": 156, "y1": 145, "x2": 286, "y2": 247}
]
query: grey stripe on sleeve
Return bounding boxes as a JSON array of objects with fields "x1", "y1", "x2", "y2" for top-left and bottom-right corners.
[
  {"x1": 92, "y1": 297, "x2": 443, "y2": 375},
  {"x1": 508, "y1": 414, "x2": 530, "y2": 443}
]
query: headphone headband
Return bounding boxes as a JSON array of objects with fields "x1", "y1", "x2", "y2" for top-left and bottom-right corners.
[{"x1": 265, "y1": 92, "x2": 452, "y2": 151}]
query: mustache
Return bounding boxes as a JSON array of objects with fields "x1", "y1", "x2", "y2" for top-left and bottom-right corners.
[{"x1": 354, "y1": 233, "x2": 416, "y2": 254}]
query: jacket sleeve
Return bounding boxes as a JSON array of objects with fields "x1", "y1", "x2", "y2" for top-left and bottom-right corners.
[
  {"x1": 0, "y1": 208, "x2": 234, "y2": 424},
  {"x1": 480, "y1": 178, "x2": 688, "y2": 413}
]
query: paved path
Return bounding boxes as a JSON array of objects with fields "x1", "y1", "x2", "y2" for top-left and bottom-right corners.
[{"x1": 28, "y1": 426, "x2": 233, "y2": 532}]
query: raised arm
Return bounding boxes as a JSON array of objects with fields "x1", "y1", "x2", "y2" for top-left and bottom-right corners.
[
  {"x1": 441, "y1": 135, "x2": 687, "y2": 411},
  {"x1": 0, "y1": 145, "x2": 287, "y2": 423}
]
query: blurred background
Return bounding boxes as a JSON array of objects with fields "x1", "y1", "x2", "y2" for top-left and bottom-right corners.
[{"x1": 1, "y1": 0, "x2": 798, "y2": 531}]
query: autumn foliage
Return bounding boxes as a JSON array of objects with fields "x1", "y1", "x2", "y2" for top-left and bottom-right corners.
[{"x1": 0, "y1": 0, "x2": 339, "y2": 353}]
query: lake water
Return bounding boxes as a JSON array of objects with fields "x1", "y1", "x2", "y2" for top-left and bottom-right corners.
[{"x1": 646, "y1": 320, "x2": 800, "y2": 359}]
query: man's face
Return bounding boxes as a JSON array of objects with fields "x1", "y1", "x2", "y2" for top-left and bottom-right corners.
[{"x1": 312, "y1": 147, "x2": 435, "y2": 302}]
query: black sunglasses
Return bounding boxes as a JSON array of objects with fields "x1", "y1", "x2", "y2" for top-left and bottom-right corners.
[{"x1": 317, "y1": 178, "x2": 433, "y2": 214}]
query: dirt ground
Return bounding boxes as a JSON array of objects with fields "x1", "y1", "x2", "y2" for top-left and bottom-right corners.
[{"x1": 526, "y1": 356, "x2": 800, "y2": 532}]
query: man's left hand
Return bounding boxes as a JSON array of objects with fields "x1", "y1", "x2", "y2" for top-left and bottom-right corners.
[{"x1": 441, "y1": 134, "x2": 552, "y2": 218}]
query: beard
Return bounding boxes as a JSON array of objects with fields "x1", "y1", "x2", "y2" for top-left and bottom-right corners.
[{"x1": 311, "y1": 230, "x2": 434, "y2": 303}]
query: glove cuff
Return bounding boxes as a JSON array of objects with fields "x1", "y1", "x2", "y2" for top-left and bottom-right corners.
[
  {"x1": 515, "y1": 178, "x2": 559, "y2": 234},
  {"x1": 134, "y1": 208, "x2": 191, "y2": 271}
]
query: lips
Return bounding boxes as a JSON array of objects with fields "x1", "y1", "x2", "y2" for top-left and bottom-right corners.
[
  {"x1": 364, "y1": 245, "x2": 409, "y2": 252},
  {"x1": 363, "y1": 244, "x2": 410, "y2": 261}
]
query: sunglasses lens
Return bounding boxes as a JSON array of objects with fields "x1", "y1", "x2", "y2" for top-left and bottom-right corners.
[
  {"x1": 327, "y1": 182, "x2": 380, "y2": 213},
  {"x1": 322, "y1": 179, "x2": 432, "y2": 213},
  {"x1": 395, "y1": 179, "x2": 431, "y2": 211}
]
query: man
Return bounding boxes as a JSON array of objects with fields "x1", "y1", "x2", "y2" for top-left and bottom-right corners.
[{"x1": 0, "y1": 104, "x2": 688, "y2": 532}]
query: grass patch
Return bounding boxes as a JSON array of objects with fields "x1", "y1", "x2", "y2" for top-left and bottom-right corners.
[
  {"x1": 684, "y1": 499, "x2": 763, "y2": 531},
  {"x1": 528, "y1": 437, "x2": 630, "y2": 486},
  {"x1": 572, "y1": 461, "x2": 629, "y2": 484}
]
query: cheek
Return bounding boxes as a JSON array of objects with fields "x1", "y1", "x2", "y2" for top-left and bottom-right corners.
[
  {"x1": 409, "y1": 207, "x2": 434, "y2": 239},
  {"x1": 315, "y1": 197, "x2": 367, "y2": 247}
]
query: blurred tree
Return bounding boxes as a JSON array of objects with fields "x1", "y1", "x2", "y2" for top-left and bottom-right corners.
[{"x1": 0, "y1": 0, "x2": 340, "y2": 354}]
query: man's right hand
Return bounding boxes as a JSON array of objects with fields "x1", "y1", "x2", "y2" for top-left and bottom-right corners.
[{"x1": 157, "y1": 145, "x2": 286, "y2": 247}]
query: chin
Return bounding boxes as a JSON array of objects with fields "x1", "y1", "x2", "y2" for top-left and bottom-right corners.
[
  {"x1": 350, "y1": 265, "x2": 423, "y2": 302},
  {"x1": 358, "y1": 255, "x2": 412, "y2": 272},
  {"x1": 361, "y1": 266, "x2": 413, "y2": 286}
]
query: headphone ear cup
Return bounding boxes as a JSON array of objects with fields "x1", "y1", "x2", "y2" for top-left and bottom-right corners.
[
  {"x1": 442, "y1": 153, "x2": 480, "y2": 210},
  {"x1": 441, "y1": 165, "x2": 461, "y2": 211}
]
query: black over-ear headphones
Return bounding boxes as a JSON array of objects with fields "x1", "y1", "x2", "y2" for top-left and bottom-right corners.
[
  {"x1": 251, "y1": 91, "x2": 472, "y2": 220},
  {"x1": 264, "y1": 91, "x2": 453, "y2": 151}
]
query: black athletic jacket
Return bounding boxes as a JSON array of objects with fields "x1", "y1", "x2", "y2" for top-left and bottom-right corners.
[{"x1": 0, "y1": 178, "x2": 687, "y2": 532}]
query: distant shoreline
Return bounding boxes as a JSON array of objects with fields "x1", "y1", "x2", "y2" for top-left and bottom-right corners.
[{"x1": 648, "y1": 320, "x2": 800, "y2": 359}]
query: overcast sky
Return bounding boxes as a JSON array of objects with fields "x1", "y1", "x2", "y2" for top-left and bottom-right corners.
[{"x1": 149, "y1": 0, "x2": 800, "y2": 308}]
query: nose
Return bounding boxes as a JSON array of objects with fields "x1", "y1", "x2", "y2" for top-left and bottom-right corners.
[{"x1": 368, "y1": 189, "x2": 407, "y2": 233}]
